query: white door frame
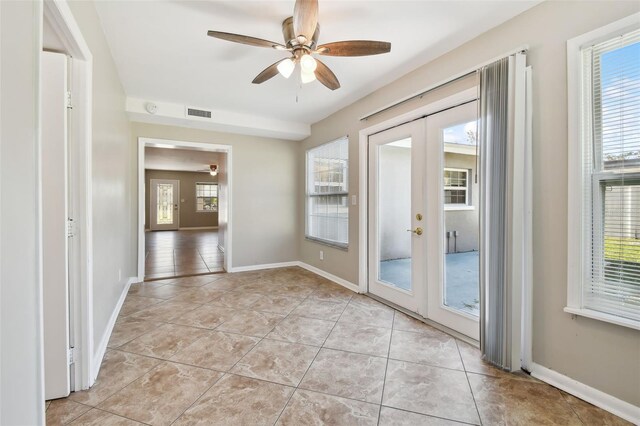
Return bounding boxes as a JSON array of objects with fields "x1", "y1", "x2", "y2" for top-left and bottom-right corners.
[
  {"x1": 43, "y1": 0, "x2": 94, "y2": 391},
  {"x1": 137, "y1": 137, "x2": 233, "y2": 281}
]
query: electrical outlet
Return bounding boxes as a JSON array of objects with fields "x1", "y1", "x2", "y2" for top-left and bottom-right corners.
[
  {"x1": 351, "y1": 195, "x2": 357, "y2": 206},
  {"x1": 320, "y1": 250, "x2": 324, "y2": 261}
]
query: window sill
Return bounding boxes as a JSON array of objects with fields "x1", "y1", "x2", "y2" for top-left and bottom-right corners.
[
  {"x1": 305, "y1": 236, "x2": 348, "y2": 251},
  {"x1": 196, "y1": 211, "x2": 218, "y2": 214},
  {"x1": 563, "y1": 307, "x2": 640, "y2": 331},
  {"x1": 444, "y1": 205, "x2": 475, "y2": 211}
]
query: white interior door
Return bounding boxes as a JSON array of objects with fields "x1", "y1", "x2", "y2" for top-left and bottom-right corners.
[
  {"x1": 42, "y1": 51, "x2": 71, "y2": 399},
  {"x1": 150, "y1": 179, "x2": 180, "y2": 230},
  {"x1": 368, "y1": 120, "x2": 427, "y2": 314},
  {"x1": 425, "y1": 101, "x2": 480, "y2": 340}
]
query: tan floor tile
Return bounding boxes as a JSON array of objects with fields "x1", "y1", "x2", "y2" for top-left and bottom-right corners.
[
  {"x1": 171, "y1": 331, "x2": 259, "y2": 371},
  {"x1": 120, "y1": 323, "x2": 209, "y2": 359},
  {"x1": 128, "y1": 300, "x2": 199, "y2": 322},
  {"x1": 382, "y1": 360, "x2": 480, "y2": 424},
  {"x1": 46, "y1": 399, "x2": 91, "y2": 425},
  {"x1": 249, "y1": 294, "x2": 304, "y2": 315},
  {"x1": 378, "y1": 407, "x2": 466, "y2": 425},
  {"x1": 267, "y1": 315, "x2": 335, "y2": 346},
  {"x1": 216, "y1": 309, "x2": 285, "y2": 337},
  {"x1": 69, "y1": 409, "x2": 144, "y2": 425},
  {"x1": 69, "y1": 350, "x2": 160, "y2": 406},
  {"x1": 389, "y1": 329, "x2": 463, "y2": 370},
  {"x1": 173, "y1": 374, "x2": 293, "y2": 426},
  {"x1": 107, "y1": 317, "x2": 162, "y2": 349},
  {"x1": 299, "y1": 348, "x2": 387, "y2": 403},
  {"x1": 339, "y1": 296, "x2": 395, "y2": 328},
  {"x1": 98, "y1": 361, "x2": 222, "y2": 426},
  {"x1": 468, "y1": 373, "x2": 583, "y2": 425},
  {"x1": 456, "y1": 340, "x2": 538, "y2": 382},
  {"x1": 46, "y1": 400, "x2": 52, "y2": 410},
  {"x1": 128, "y1": 283, "x2": 187, "y2": 300},
  {"x1": 277, "y1": 389, "x2": 379, "y2": 426},
  {"x1": 268, "y1": 282, "x2": 317, "y2": 298},
  {"x1": 290, "y1": 298, "x2": 347, "y2": 321},
  {"x1": 119, "y1": 295, "x2": 164, "y2": 317},
  {"x1": 393, "y1": 311, "x2": 439, "y2": 334},
  {"x1": 560, "y1": 391, "x2": 633, "y2": 425},
  {"x1": 324, "y1": 322, "x2": 392, "y2": 357},
  {"x1": 169, "y1": 304, "x2": 236, "y2": 329},
  {"x1": 308, "y1": 284, "x2": 355, "y2": 303},
  {"x1": 209, "y1": 290, "x2": 263, "y2": 308},
  {"x1": 165, "y1": 286, "x2": 228, "y2": 304},
  {"x1": 231, "y1": 339, "x2": 319, "y2": 386}
]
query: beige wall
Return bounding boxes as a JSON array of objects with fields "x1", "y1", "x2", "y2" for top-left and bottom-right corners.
[
  {"x1": 145, "y1": 170, "x2": 219, "y2": 229},
  {"x1": 68, "y1": 1, "x2": 137, "y2": 360},
  {"x1": 298, "y1": 1, "x2": 640, "y2": 406},
  {"x1": 132, "y1": 122, "x2": 300, "y2": 268}
]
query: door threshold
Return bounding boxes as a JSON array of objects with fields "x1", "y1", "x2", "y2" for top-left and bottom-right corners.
[
  {"x1": 366, "y1": 292, "x2": 480, "y2": 348},
  {"x1": 144, "y1": 270, "x2": 226, "y2": 282}
]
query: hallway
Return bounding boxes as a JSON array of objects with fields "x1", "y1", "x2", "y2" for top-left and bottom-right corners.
[
  {"x1": 45, "y1": 268, "x2": 627, "y2": 425},
  {"x1": 145, "y1": 229, "x2": 224, "y2": 280}
]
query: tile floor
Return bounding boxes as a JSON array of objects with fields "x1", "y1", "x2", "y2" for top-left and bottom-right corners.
[
  {"x1": 46, "y1": 267, "x2": 631, "y2": 425},
  {"x1": 145, "y1": 229, "x2": 224, "y2": 279}
]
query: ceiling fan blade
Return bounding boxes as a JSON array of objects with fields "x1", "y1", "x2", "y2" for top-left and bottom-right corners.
[
  {"x1": 207, "y1": 31, "x2": 286, "y2": 50},
  {"x1": 293, "y1": 0, "x2": 318, "y2": 42},
  {"x1": 315, "y1": 59, "x2": 340, "y2": 90},
  {"x1": 316, "y1": 40, "x2": 391, "y2": 57},
  {"x1": 252, "y1": 59, "x2": 286, "y2": 84}
]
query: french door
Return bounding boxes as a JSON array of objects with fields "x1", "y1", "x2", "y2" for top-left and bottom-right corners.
[
  {"x1": 368, "y1": 101, "x2": 480, "y2": 340},
  {"x1": 150, "y1": 179, "x2": 180, "y2": 230}
]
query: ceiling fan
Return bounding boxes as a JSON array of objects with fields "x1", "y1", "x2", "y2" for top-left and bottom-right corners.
[
  {"x1": 196, "y1": 165, "x2": 218, "y2": 176},
  {"x1": 207, "y1": 0, "x2": 391, "y2": 90}
]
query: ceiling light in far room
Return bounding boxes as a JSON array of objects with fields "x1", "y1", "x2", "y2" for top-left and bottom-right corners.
[
  {"x1": 299, "y1": 54, "x2": 317, "y2": 73},
  {"x1": 277, "y1": 58, "x2": 295, "y2": 78},
  {"x1": 209, "y1": 164, "x2": 218, "y2": 176}
]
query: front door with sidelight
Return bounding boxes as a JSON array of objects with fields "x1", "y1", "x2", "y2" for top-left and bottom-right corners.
[{"x1": 150, "y1": 179, "x2": 180, "y2": 230}]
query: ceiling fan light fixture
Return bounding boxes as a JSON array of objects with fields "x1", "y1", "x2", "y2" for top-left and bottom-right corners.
[
  {"x1": 300, "y1": 54, "x2": 317, "y2": 73},
  {"x1": 300, "y1": 69, "x2": 316, "y2": 84},
  {"x1": 277, "y1": 58, "x2": 295, "y2": 78},
  {"x1": 209, "y1": 164, "x2": 218, "y2": 176}
]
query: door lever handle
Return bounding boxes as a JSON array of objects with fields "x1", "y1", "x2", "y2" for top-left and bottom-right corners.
[{"x1": 406, "y1": 227, "x2": 423, "y2": 235}]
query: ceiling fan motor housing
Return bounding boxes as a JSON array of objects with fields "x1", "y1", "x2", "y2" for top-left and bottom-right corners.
[{"x1": 282, "y1": 16, "x2": 320, "y2": 51}]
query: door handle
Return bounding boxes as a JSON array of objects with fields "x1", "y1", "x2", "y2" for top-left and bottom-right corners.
[{"x1": 406, "y1": 227, "x2": 423, "y2": 235}]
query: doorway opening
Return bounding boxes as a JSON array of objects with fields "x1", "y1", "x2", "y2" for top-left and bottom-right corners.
[
  {"x1": 361, "y1": 89, "x2": 480, "y2": 341},
  {"x1": 138, "y1": 138, "x2": 232, "y2": 281}
]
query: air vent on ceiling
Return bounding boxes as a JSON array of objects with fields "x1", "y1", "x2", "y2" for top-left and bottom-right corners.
[{"x1": 186, "y1": 107, "x2": 212, "y2": 119}]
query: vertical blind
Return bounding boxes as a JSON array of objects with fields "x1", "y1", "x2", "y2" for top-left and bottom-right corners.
[
  {"x1": 306, "y1": 137, "x2": 349, "y2": 247},
  {"x1": 583, "y1": 29, "x2": 640, "y2": 321}
]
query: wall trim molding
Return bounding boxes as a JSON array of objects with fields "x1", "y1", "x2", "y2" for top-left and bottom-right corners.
[
  {"x1": 228, "y1": 261, "x2": 299, "y2": 273},
  {"x1": 178, "y1": 226, "x2": 218, "y2": 230},
  {"x1": 297, "y1": 262, "x2": 360, "y2": 293},
  {"x1": 91, "y1": 277, "x2": 135, "y2": 381},
  {"x1": 530, "y1": 363, "x2": 640, "y2": 423}
]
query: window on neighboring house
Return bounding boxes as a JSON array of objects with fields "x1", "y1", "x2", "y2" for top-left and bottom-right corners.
[
  {"x1": 306, "y1": 137, "x2": 349, "y2": 248},
  {"x1": 444, "y1": 168, "x2": 470, "y2": 206},
  {"x1": 195, "y1": 183, "x2": 218, "y2": 212},
  {"x1": 567, "y1": 25, "x2": 640, "y2": 328}
]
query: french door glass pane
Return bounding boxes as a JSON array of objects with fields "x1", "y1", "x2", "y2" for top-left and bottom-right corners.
[
  {"x1": 378, "y1": 138, "x2": 412, "y2": 291},
  {"x1": 157, "y1": 184, "x2": 174, "y2": 225},
  {"x1": 442, "y1": 121, "x2": 479, "y2": 316}
]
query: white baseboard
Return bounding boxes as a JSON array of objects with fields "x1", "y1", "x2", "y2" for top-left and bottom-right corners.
[
  {"x1": 297, "y1": 262, "x2": 360, "y2": 293},
  {"x1": 228, "y1": 261, "x2": 299, "y2": 273},
  {"x1": 530, "y1": 363, "x2": 640, "y2": 424},
  {"x1": 178, "y1": 226, "x2": 218, "y2": 230},
  {"x1": 91, "y1": 277, "x2": 136, "y2": 382}
]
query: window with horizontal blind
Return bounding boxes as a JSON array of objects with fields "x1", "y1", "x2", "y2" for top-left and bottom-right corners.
[
  {"x1": 306, "y1": 137, "x2": 349, "y2": 248},
  {"x1": 195, "y1": 183, "x2": 218, "y2": 212},
  {"x1": 568, "y1": 26, "x2": 640, "y2": 328}
]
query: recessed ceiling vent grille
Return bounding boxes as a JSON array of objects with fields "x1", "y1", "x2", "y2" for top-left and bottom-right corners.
[{"x1": 186, "y1": 107, "x2": 212, "y2": 119}]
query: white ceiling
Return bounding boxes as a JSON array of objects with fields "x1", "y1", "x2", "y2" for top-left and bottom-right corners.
[
  {"x1": 145, "y1": 147, "x2": 223, "y2": 172},
  {"x1": 96, "y1": 0, "x2": 538, "y2": 130}
]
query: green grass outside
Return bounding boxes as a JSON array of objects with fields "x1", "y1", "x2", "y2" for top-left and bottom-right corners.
[{"x1": 604, "y1": 237, "x2": 640, "y2": 264}]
